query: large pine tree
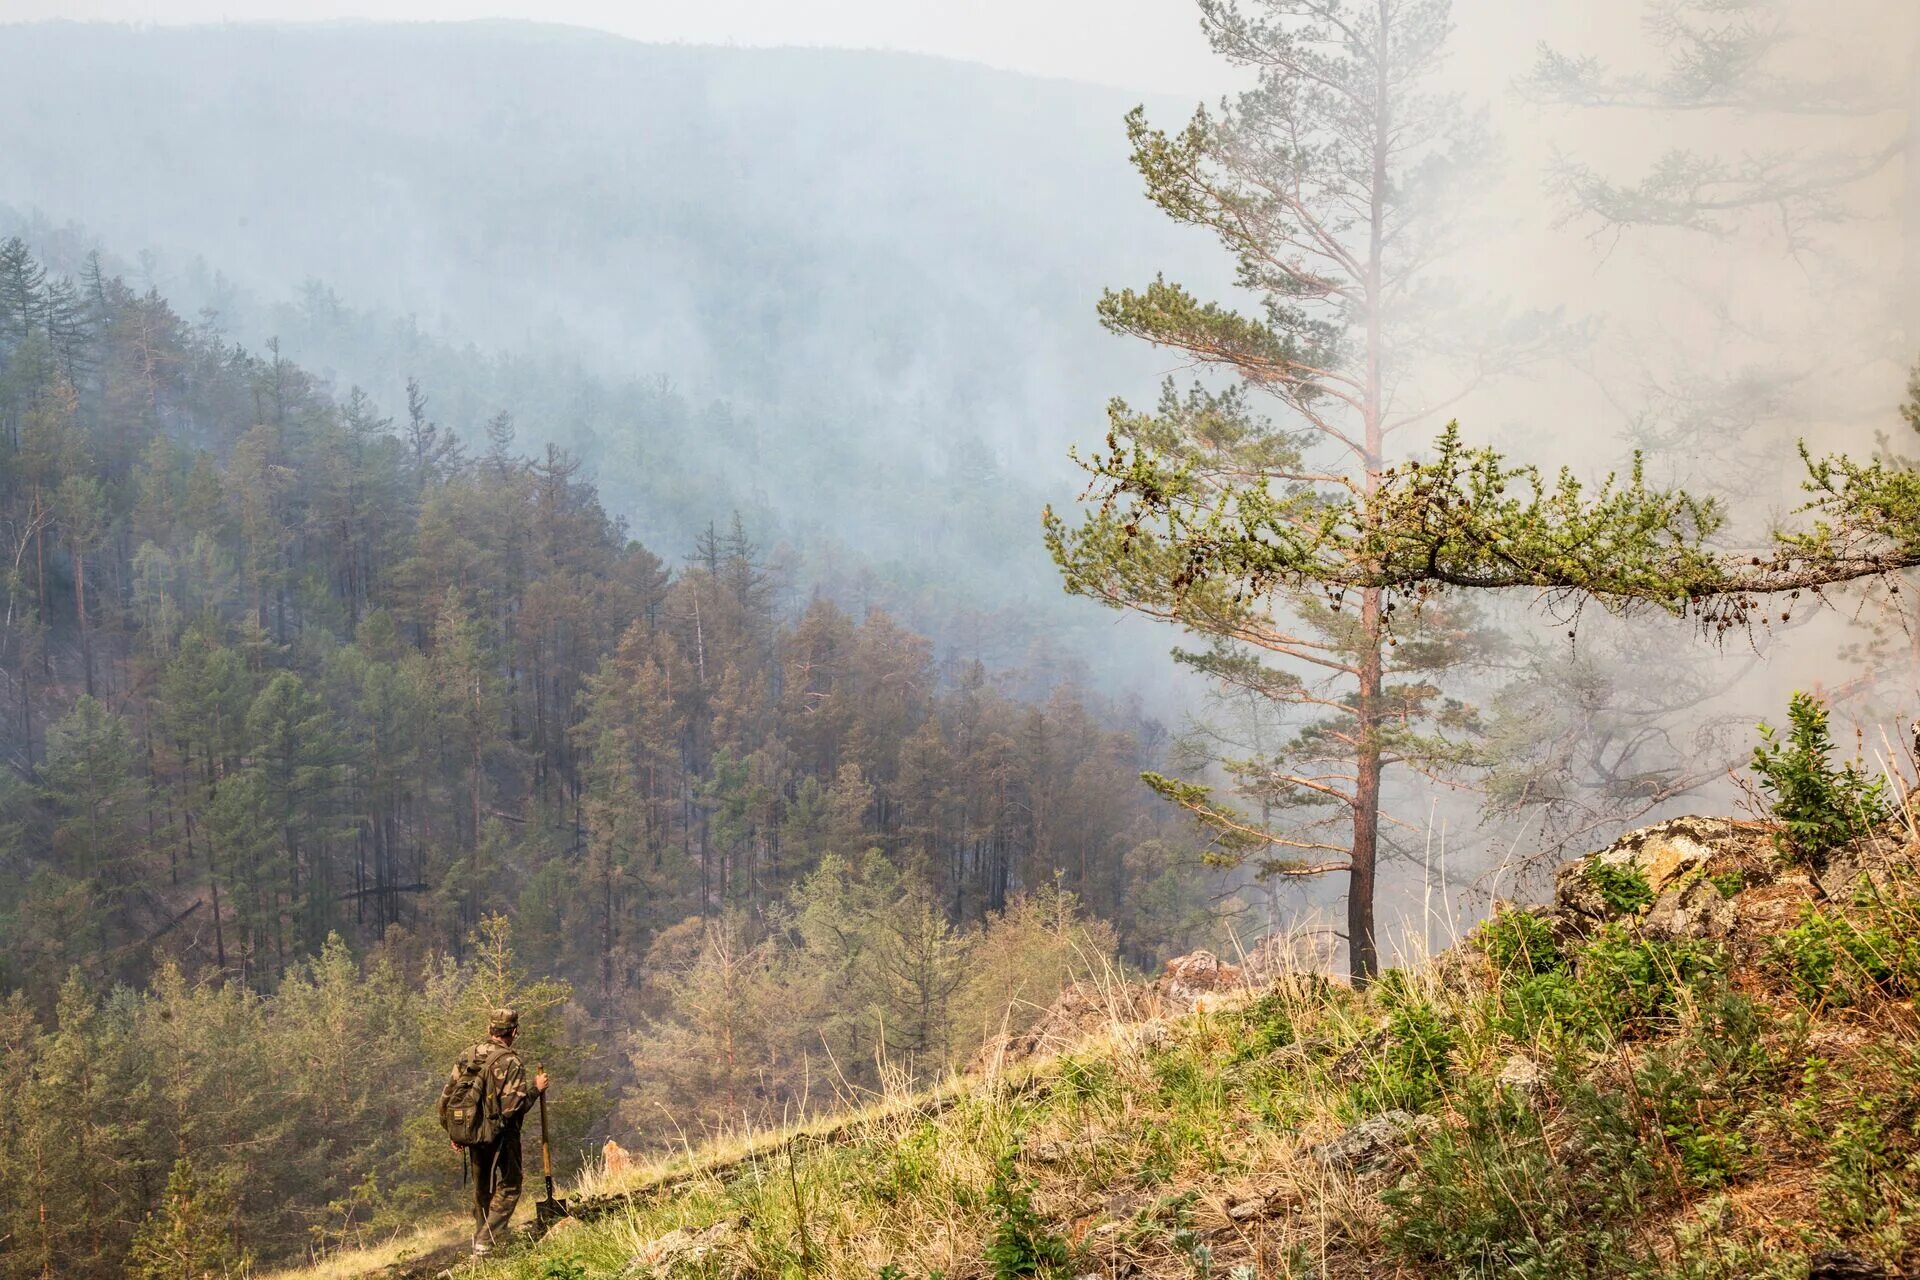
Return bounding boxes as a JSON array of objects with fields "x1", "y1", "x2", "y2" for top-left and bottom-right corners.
[{"x1": 1049, "y1": 0, "x2": 1508, "y2": 980}]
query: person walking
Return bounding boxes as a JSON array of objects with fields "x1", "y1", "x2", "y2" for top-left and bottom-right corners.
[{"x1": 438, "y1": 1008, "x2": 550, "y2": 1256}]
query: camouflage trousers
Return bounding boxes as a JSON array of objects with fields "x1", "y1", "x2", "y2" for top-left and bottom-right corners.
[{"x1": 469, "y1": 1129, "x2": 523, "y2": 1251}]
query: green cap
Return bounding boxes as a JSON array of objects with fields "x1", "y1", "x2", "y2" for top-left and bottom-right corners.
[{"x1": 488, "y1": 1007, "x2": 519, "y2": 1035}]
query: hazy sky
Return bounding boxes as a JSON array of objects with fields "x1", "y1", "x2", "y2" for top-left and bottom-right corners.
[{"x1": 2, "y1": 0, "x2": 1227, "y2": 94}]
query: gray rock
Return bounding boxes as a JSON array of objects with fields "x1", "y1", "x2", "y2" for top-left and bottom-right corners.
[
  {"x1": 1808, "y1": 1248, "x2": 1891, "y2": 1279},
  {"x1": 628, "y1": 1220, "x2": 740, "y2": 1276},
  {"x1": 1496, "y1": 1053, "x2": 1546, "y2": 1104},
  {"x1": 1644, "y1": 877, "x2": 1737, "y2": 941},
  {"x1": 1554, "y1": 816, "x2": 1745, "y2": 925},
  {"x1": 1814, "y1": 842, "x2": 1904, "y2": 903},
  {"x1": 1308, "y1": 1110, "x2": 1438, "y2": 1174}
]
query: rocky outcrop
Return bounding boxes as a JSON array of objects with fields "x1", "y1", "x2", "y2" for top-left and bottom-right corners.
[
  {"x1": 1157, "y1": 950, "x2": 1242, "y2": 1011},
  {"x1": 973, "y1": 980, "x2": 1146, "y2": 1071},
  {"x1": 977, "y1": 937, "x2": 1336, "y2": 1069},
  {"x1": 1643, "y1": 876, "x2": 1738, "y2": 941},
  {"x1": 1553, "y1": 816, "x2": 1762, "y2": 930},
  {"x1": 1538, "y1": 814, "x2": 1920, "y2": 952},
  {"x1": 1308, "y1": 1110, "x2": 1438, "y2": 1174}
]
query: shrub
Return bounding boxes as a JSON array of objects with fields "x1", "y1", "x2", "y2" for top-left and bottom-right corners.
[
  {"x1": 1478, "y1": 906, "x2": 1564, "y2": 976},
  {"x1": 1493, "y1": 969, "x2": 1591, "y2": 1044},
  {"x1": 1382, "y1": 1081, "x2": 1604, "y2": 1278},
  {"x1": 1575, "y1": 993, "x2": 1774, "y2": 1201},
  {"x1": 1708, "y1": 869, "x2": 1746, "y2": 898},
  {"x1": 1636, "y1": 1055, "x2": 1754, "y2": 1190},
  {"x1": 1637, "y1": 1199, "x2": 1807, "y2": 1280},
  {"x1": 1813, "y1": 1082, "x2": 1920, "y2": 1257},
  {"x1": 1397, "y1": 997, "x2": 1783, "y2": 1278},
  {"x1": 1231, "y1": 987, "x2": 1297, "y2": 1059},
  {"x1": 1583, "y1": 861, "x2": 1655, "y2": 915},
  {"x1": 983, "y1": 1154, "x2": 1072, "y2": 1280},
  {"x1": 1750, "y1": 692, "x2": 1889, "y2": 860},
  {"x1": 1576, "y1": 926, "x2": 1721, "y2": 1037},
  {"x1": 126, "y1": 1159, "x2": 248, "y2": 1280},
  {"x1": 1493, "y1": 927, "x2": 1722, "y2": 1048},
  {"x1": 1349, "y1": 994, "x2": 1455, "y2": 1115},
  {"x1": 872, "y1": 1123, "x2": 940, "y2": 1204},
  {"x1": 1766, "y1": 905, "x2": 1920, "y2": 1005}
]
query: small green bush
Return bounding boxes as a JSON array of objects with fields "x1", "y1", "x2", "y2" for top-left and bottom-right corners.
[
  {"x1": 1576, "y1": 926, "x2": 1721, "y2": 1037},
  {"x1": 1383, "y1": 1081, "x2": 1605, "y2": 1278},
  {"x1": 1708, "y1": 869, "x2": 1746, "y2": 898},
  {"x1": 1772, "y1": 909, "x2": 1904, "y2": 1006},
  {"x1": 1636, "y1": 1053, "x2": 1754, "y2": 1190},
  {"x1": 1584, "y1": 861, "x2": 1655, "y2": 915},
  {"x1": 1489, "y1": 927, "x2": 1721, "y2": 1048},
  {"x1": 1348, "y1": 996, "x2": 1455, "y2": 1116},
  {"x1": 1231, "y1": 987, "x2": 1296, "y2": 1060},
  {"x1": 1493, "y1": 969, "x2": 1591, "y2": 1043},
  {"x1": 984, "y1": 1154, "x2": 1073, "y2": 1280},
  {"x1": 1816, "y1": 1094, "x2": 1918, "y2": 1241},
  {"x1": 871, "y1": 1124, "x2": 940, "y2": 1204},
  {"x1": 1478, "y1": 906, "x2": 1564, "y2": 976},
  {"x1": 1751, "y1": 692, "x2": 1889, "y2": 860},
  {"x1": 1450, "y1": 994, "x2": 1784, "y2": 1271},
  {"x1": 1633, "y1": 1199, "x2": 1807, "y2": 1280}
]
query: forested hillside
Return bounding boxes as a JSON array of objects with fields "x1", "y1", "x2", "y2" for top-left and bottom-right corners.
[
  {"x1": 0, "y1": 240, "x2": 1212, "y2": 1277},
  {"x1": 0, "y1": 22, "x2": 1219, "y2": 683}
]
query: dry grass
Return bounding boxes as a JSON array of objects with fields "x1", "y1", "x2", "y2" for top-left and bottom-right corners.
[{"x1": 252, "y1": 1217, "x2": 469, "y2": 1280}]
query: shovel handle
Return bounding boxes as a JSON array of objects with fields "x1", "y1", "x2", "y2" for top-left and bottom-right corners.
[{"x1": 537, "y1": 1061, "x2": 553, "y2": 1179}]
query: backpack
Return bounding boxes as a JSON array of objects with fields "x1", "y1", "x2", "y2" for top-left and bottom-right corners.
[{"x1": 439, "y1": 1041, "x2": 509, "y2": 1147}]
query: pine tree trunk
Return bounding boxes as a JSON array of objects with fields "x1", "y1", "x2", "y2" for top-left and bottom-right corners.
[
  {"x1": 74, "y1": 545, "x2": 92, "y2": 697},
  {"x1": 1342, "y1": 0, "x2": 1395, "y2": 988},
  {"x1": 1350, "y1": 598, "x2": 1384, "y2": 984},
  {"x1": 210, "y1": 855, "x2": 226, "y2": 971},
  {"x1": 34, "y1": 516, "x2": 48, "y2": 678},
  {"x1": 17, "y1": 650, "x2": 31, "y2": 769},
  {"x1": 35, "y1": 1136, "x2": 50, "y2": 1280},
  {"x1": 601, "y1": 859, "x2": 614, "y2": 1000}
]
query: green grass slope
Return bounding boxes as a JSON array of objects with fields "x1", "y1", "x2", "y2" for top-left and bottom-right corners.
[{"x1": 302, "y1": 813, "x2": 1920, "y2": 1280}]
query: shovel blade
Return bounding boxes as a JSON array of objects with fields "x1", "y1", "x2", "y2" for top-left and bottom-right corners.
[{"x1": 535, "y1": 1195, "x2": 572, "y2": 1233}]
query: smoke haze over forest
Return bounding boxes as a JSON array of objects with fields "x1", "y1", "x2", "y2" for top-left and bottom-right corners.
[
  {"x1": 1, "y1": 0, "x2": 1916, "y2": 955},
  {"x1": 3, "y1": 0, "x2": 1919, "y2": 952}
]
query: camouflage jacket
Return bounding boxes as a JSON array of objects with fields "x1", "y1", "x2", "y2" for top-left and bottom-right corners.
[{"x1": 479, "y1": 1038, "x2": 540, "y2": 1133}]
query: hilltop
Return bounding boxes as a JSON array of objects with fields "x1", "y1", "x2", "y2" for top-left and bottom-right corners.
[{"x1": 277, "y1": 810, "x2": 1920, "y2": 1280}]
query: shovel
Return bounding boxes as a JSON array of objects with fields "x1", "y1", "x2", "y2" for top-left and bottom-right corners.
[{"x1": 534, "y1": 1064, "x2": 572, "y2": 1233}]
